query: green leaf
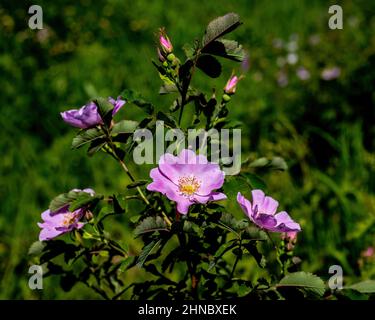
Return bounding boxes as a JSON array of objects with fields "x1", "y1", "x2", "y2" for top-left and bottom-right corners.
[
  {"x1": 248, "y1": 157, "x2": 288, "y2": 171},
  {"x1": 28, "y1": 241, "x2": 46, "y2": 256},
  {"x1": 49, "y1": 190, "x2": 99, "y2": 212},
  {"x1": 242, "y1": 241, "x2": 266, "y2": 268},
  {"x1": 112, "y1": 120, "x2": 139, "y2": 134},
  {"x1": 347, "y1": 280, "x2": 375, "y2": 293},
  {"x1": 136, "y1": 239, "x2": 161, "y2": 267},
  {"x1": 126, "y1": 180, "x2": 148, "y2": 189},
  {"x1": 134, "y1": 216, "x2": 168, "y2": 236},
  {"x1": 241, "y1": 172, "x2": 267, "y2": 190},
  {"x1": 71, "y1": 128, "x2": 105, "y2": 149},
  {"x1": 219, "y1": 213, "x2": 247, "y2": 234},
  {"x1": 94, "y1": 97, "x2": 114, "y2": 125},
  {"x1": 203, "y1": 13, "x2": 242, "y2": 47},
  {"x1": 196, "y1": 55, "x2": 222, "y2": 78},
  {"x1": 223, "y1": 175, "x2": 250, "y2": 201},
  {"x1": 183, "y1": 43, "x2": 196, "y2": 59},
  {"x1": 159, "y1": 84, "x2": 178, "y2": 95},
  {"x1": 202, "y1": 39, "x2": 245, "y2": 62},
  {"x1": 238, "y1": 283, "x2": 252, "y2": 297},
  {"x1": 119, "y1": 256, "x2": 134, "y2": 272},
  {"x1": 156, "y1": 111, "x2": 178, "y2": 128},
  {"x1": 60, "y1": 272, "x2": 77, "y2": 292},
  {"x1": 120, "y1": 89, "x2": 154, "y2": 115},
  {"x1": 277, "y1": 272, "x2": 326, "y2": 297},
  {"x1": 87, "y1": 139, "x2": 106, "y2": 156},
  {"x1": 208, "y1": 240, "x2": 238, "y2": 271},
  {"x1": 69, "y1": 193, "x2": 101, "y2": 212}
]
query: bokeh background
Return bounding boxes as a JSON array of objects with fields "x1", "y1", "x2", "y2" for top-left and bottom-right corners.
[{"x1": 0, "y1": 0, "x2": 374, "y2": 299}]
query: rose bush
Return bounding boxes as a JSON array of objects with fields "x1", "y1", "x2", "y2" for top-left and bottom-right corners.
[{"x1": 29, "y1": 13, "x2": 374, "y2": 300}]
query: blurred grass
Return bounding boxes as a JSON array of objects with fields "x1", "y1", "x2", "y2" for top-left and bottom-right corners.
[{"x1": 0, "y1": 0, "x2": 374, "y2": 299}]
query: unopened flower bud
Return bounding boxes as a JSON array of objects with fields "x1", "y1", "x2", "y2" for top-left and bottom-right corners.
[
  {"x1": 158, "y1": 28, "x2": 173, "y2": 54},
  {"x1": 157, "y1": 48, "x2": 166, "y2": 62},
  {"x1": 282, "y1": 231, "x2": 298, "y2": 251},
  {"x1": 167, "y1": 53, "x2": 175, "y2": 62},
  {"x1": 222, "y1": 94, "x2": 231, "y2": 102},
  {"x1": 85, "y1": 210, "x2": 94, "y2": 221},
  {"x1": 224, "y1": 74, "x2": 242, "y2": 94}
]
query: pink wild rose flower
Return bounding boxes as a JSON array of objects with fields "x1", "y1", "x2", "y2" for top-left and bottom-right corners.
[
  {"x1": 61, "y1": 97, "x2": 125, "y2": 129},
  {"x1": 237, "y1": 190, "x2": 301, "y2": 233},
  {"x1": 38, "y1": 188, "x2": 95, "y2": 241},
  {"x1": 147, "y1": 149, "x2": 227, "y2": 214}
]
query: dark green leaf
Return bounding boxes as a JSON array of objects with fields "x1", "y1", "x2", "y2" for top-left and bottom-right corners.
[
  {"x1": 71, "y1": 128, "x2": 105, "y2": 149},
  {"x1": 119, "y1": 256, "x2": 134, "y2": 272},
  {"x1": 159, "y1": 84, "x2": 178, "y2": 95},
  {"x1": 248, "y1": 157, "x2": 288, "y2": 171},
  {"x1": 112, "y1": 120, "x2": 139, "y2": 134},
  {"x1": 69, "y1": 193, "x2": 101, "y2": 212},
  {"x1": 241, "y1": 172, "x2": 267, "y2": 190},
  {"x1": 203, "y1": 13, "x2": 242, "y2": 47},
  {"x1": 49, "y1": 190, "x2": 99, "y2": 212},
  {"x1": 183, "y1": 43, "x2": 196, "y2": 59},
  {"x1": 120, "y1": 89, "x2": 154, "y2": 115},
  {"x1": 208, "y1": 240, "x2": 238, "y2": 271},
  {"x1": 87, "y1": 139, "x2": 106, "y2": 156},
  {"x1": 196, "y1": 55, "x2": 222, "y2": 78},
  {"x1": 347, "y1": 280, "x2": 375, "y2": 293},
  {"x1": 156, "y1": 111, "x2": 178, "y2": 128},
  {"x1": 134, "y1": 216, "x2": 168, "y2": 236},
  {"x1": 277, "y1": 272, "x2": 326, "y2": 297},
  {"x1": 60, "y1": 273, "x2": 77, "y2": 292},
  {"x1": 202, "y1": 39, "x2": 245, "y2": 62},
  {"x1": 136, "y1": 240, "x2": 161, "y2": 267},
  {"x1": 28, "y1": 241, "x2": 46, "y2": 256},
  {"x1": 243, "y1": 241, "x2": 266, "y2": 268},
  {"x1": 94, "y1": 97, "x2": 114, "y2": 125}
]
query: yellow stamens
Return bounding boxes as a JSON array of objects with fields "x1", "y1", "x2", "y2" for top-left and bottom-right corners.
[
  {"x1": 178, "y1": 176, "x2": 201, "y2": 197},
  {"x1": 62, "y1": 213, "x2": 76, "y2": 226}
]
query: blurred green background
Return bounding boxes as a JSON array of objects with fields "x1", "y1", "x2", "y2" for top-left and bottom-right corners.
[{"x1": 0, "y1": 0, "x2": 374, "y2": 299}]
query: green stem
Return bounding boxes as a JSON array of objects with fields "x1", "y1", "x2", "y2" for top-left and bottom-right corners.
[
  {"x1": 230, "y1": 240, "x2": 242, "y2": 278},
  {"x1": 265, "y1": 230, "x2": 284, "y2": 276},
  {"x1": 103, "y1": 126, "x2": 172, "y2": 227}
]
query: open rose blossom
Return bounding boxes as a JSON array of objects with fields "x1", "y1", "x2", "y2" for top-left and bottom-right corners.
[
  {"x1": 237, "y1": 190, "x2": 301, "y2": 233},
  {"x1": 61, "y1": 97, "x2": 125, "y2": 129},
  {"x1": 147, "y1": 149, "x2": 226, "y2": 214},
  {"x1": 38, "y1": 188, "x2": 95, "y2": 241}
]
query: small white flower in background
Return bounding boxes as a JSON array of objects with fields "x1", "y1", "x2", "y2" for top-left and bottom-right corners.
[{"x1": 287, "y1": 53, "x2": 298, "y2": 65}]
